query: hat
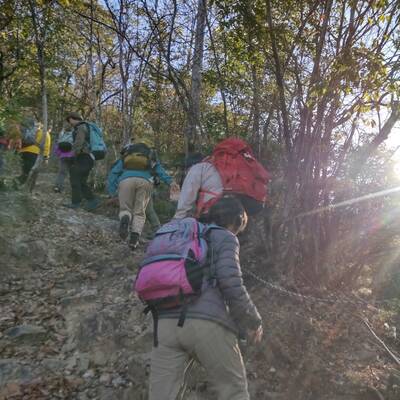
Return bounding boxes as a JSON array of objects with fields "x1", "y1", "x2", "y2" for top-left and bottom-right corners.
[{"x1": 66, "y1": 112, "x2": 83, "y2": 121}]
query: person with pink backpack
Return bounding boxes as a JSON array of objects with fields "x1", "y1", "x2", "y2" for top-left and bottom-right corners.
[
  {"x1": 135, "y1": 197, "x2": 263, "y2": 400},
  {"x1": 173, "y1": 138, "x2": 270, "y2": 220}
]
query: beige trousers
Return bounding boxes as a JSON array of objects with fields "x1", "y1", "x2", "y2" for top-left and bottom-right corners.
[
  {"x1": 118, "y1": 177, "x2": 153, "y2": 234},
  {"x1": 149, "y1": 319, "x2": 249, "y2": 400}
]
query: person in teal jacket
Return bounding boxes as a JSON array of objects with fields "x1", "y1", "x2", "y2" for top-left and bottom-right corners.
[{"x1": 107, "y1": 144, "x2": 178, "y2": 249}]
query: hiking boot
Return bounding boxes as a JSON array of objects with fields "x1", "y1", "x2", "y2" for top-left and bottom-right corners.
[
  {"x1": 85, "y1": 198, "x2": 101, "y2": 211},
  {"x1": 119, "y1": 215, "x2": 130, "y2": 240},
  {"x1": 129, "y1": 232, "x2": 140, "y2": 250},
  {"x1": 63, "y1": 202, "x2": 81, "y2": 209}
]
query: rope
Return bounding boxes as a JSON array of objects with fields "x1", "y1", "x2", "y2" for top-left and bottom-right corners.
[{"x1": 244, "y1": 269, "x2": 386, "y2": 310}]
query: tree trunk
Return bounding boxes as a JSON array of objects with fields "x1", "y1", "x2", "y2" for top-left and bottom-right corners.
[
  {"x1": 185, "y1": 0, "x2": 207, "y2": 154},
  {"x1": 27, "y1": 0, "x2": 49, "y2": 192}
]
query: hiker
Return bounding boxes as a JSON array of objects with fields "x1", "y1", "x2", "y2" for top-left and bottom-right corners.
[
  {"x1": 107, "y1": 142, "x2": 178, "y2": 249},
  {"x1": 64, "y1": 112, "x2": 103, "y2": 210},
  {"x1": 143, "y1": 197, "x2": 263, "y2": 400},
  {"x1": 120, "y1": 142, "x2": 162, "y2": 235},
  {"x1": 16, "y1": 117, "x2": 51, "y2": 185},
  {"x1": 54, "y1": 130, "x2": 74, "y2": 193},
  {"x1": 174, "y1": 151, "x2": 222, "y2": 219},
  {"x1": 174, "y1": 138, "x2": 269, "y2": 220}
]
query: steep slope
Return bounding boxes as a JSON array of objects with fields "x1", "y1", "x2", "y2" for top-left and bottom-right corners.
[
  {"x1": 1, "y1": 172, "x2": 399, "y2": 400},
  {"x1": 0, "y1": 173, "x2": 152, "y2": 399}
]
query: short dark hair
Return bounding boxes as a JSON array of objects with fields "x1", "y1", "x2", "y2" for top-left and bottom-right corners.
[
  {"x1": 207, "y1": 196, "x2": 247, "y2": 231},
  {"x1": 65, "y1": 112, "x2": 83, "y2": 122},
  {"x1": 185, "y1": 152, "x2": 204, "y2": 169}
]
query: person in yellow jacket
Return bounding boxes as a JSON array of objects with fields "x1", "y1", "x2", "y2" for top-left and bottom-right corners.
[{"x1": 16, "y1": 117, "x2": 51, "y2": 185}]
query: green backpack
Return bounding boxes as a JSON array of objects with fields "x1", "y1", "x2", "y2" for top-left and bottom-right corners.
[{"x1": 123, "y1": 143, "x2": 156, "y2": 171}]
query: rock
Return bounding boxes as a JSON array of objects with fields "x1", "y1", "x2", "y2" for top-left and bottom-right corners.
[
  {"x1": 60, "y1": 289, "x2": 98, "y2": 307},
  {"x1": 78, "y1": 353, "x2": 91, "y2": 373},
  {"x1": 114, "y1": 297, "x2": 125, "y2": 304},
  {"x1": 77, "y1": 392, "x2": 89, "y2": 400},
  {"x1": 50, "y1": 288, "x2": 68, "y2": 298},
  {"x1": 112, "y1": 375, "x2": 126, "y2": 387},
  {"x1": 66, "y1": 354, "x2": 78, "y2": 370},
  {"x1": 62, "y1": 338, "x2": 77, "y2": 353},
  {"x1": 90, "y1": 348, "x2": 110, "y2": 367},
  {"x1": 41, "y1": 358, "x2": 66, "y2": 372},
  {"x1": 4, "y1": 324, "x2": 47, "y2": 344},
  {"x1": 99, "y1": 373, "x2": 112, "y2": 385},
  {"x1": 83, "y1": 369, "x2": 95, "y2": 380},
  {"x1": 0, "y1": 381, "x2": 22, "y2": 398},
  {"x1": 0, "y1": 359, "x2": 37, "y2": 386},
  {"x1": 76, "y1": 312, "x2": 119, "y2": 350},
  {"x1": 10, "y1": 237, "x2": 48, "y2": 264},
  {"x1": 65, "y1": 352, "x2": 91, "y2": 374},
  {"x1": 65, "y1": 375, "x2": 85, "y2": 388},
  {"x1": 126, "y1": 354, "x2": 149, "y2": 384}
]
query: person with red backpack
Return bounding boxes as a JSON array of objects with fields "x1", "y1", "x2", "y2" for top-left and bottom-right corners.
[
  {"x1": 174, "y1": 138, "x2": 270, "y2": 220},
  {"x1": 137, "y1": 197, "x2": 263, "y2": 400}
]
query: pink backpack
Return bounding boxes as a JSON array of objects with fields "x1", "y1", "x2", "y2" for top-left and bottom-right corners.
[{"x1": 134, "y1": 218, "x2": 219, "y2": 345}]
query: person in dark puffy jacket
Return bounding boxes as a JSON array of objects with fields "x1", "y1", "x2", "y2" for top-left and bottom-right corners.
[{"x1": 149, "y1": 197, "x2": 263, "y2": 400}]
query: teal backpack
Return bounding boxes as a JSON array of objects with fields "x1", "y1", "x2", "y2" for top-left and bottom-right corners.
[{"x1": 85, "y1": 122, "x2": 107, "y2": 160}]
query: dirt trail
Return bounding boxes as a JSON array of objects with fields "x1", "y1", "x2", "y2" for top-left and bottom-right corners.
[{"x1": 0, "y1": 173, "x2": 399, "y2": 399}]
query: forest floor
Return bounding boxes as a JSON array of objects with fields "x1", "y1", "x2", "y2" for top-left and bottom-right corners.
[{"x1": 0, "y1": 171, "x2": 399, "y2": 400}]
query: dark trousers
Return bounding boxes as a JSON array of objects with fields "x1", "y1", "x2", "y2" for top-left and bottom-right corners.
[
  {"x1": 68, "y1": 154, "x2": 94, "y2": 204},
  {"x1": 18, "y1": 152, "x2": 38, "y2": 184}
]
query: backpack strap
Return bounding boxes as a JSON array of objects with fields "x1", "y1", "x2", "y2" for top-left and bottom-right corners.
[
  {"x1": 177, "y1": 290, "x2": 188, "y2": 328},
  {"x1": 71, "y1": 121, "x2": 87, "y2": 141},
  {"x1": 196, "y1": 190, "x2": 221, "y2": 218},
  {"x1": 144, "y1": 306, "x2": 159, "y2": 347}
]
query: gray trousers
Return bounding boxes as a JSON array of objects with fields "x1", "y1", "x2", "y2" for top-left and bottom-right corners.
[
  {"x1": 149, "y1": 319, "x2": 249, "y2": 400},
  {"x1": 55, "y1": 158, "x2": 69, "y2": 190}
]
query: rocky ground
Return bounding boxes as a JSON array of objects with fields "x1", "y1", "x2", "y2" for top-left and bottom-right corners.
[{"x1": 1, "y1": 172, "x2": 399, "y2": 399}]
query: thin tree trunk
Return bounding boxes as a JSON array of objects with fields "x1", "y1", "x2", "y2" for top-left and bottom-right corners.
[
  {"x1": 27, "y1": 0, "x2": 49, "y2": 192},
  {"x1": 185, "y1": 0, "x2": 207, "y2": 154}
]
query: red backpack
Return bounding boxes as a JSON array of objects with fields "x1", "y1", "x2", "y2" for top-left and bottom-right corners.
[{"x1": 205, "y1": 138, "x2": 270, "y2": 214}]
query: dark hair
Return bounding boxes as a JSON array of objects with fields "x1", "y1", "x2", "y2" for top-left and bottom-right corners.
[
  {"x1": 207, "y1": 196, "x2": 247, "y2": 231},
  {"x1": 65, "y1": 112, "x2": 83, "y2": 122},
  {"x1": 185, "y1": 152, "x2": 204, "y2": 169}
]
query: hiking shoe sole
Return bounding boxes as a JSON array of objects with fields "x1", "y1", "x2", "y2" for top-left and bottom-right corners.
[{"x1": 119, "y1": 215, "x2": 130, "y2": 240}]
